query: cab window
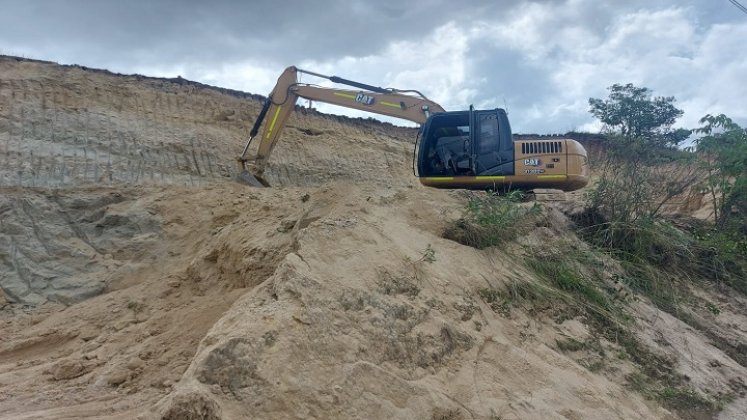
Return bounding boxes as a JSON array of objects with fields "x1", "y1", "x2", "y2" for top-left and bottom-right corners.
[{"x1": 477, "y1": 112, "x2": 499, "y2": 154}]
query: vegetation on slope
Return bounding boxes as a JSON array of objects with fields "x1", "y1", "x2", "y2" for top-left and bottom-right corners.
[{"x1": 443, "y1": 83, "x2": 747, "y2": 419}]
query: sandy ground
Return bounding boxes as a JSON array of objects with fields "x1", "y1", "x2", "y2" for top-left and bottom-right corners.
[{"x1": 0, "y1": 183, "x2": 675, "y2": 419}]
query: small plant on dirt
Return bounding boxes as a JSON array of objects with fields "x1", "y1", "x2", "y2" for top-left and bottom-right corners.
[
  {"x1": 477, "y1": 287, "x2": 502, "y2": 305},
  {"x1": 126, "y1": 300, "x2": 146, "y2": 314},
  {"x1": 489, "y1": 410, "x2": 505, "y2": 420},
  {"x1": 478, "y1": 279, "x2": 558, "y2": 317},
  {"x1": 477, "y1": 287, "x2": 512, "y2": 317},
  {"x1": 556, "y1": 337, "x2": 587, "y2": 352},
  {"x1": 526, "y1": 257, "x2": 611, "y2": 314},
  {"x1": 704, "y1": 302, "x2": 721, "y2": 316},
  {"x1": 421, "y1": 244, "x2": 436, "y2": 263},
  {"x1": 656, "y1": 386, "x2": 722, "y2": 418},
  {"x1": 339, "y1": 290, "x2": 368, "y2": 311},
  {"x1": 443, "y1": 191, "x2": 542, "y2": 249},
  {"x1": 430, "y1": 407, "x2": 463, "y2": 420},
  {"x1": 377, "y1": 269, "x2": 421, "y2": 298},
  {"x1": 454, "y1": 296, "x2": 479, "y2": 321},
  {"x1": 399, "y1": 244, "x2": 437, "y2": 287}
]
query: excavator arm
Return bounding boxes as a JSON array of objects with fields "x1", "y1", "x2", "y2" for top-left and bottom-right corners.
[{"x1": 237, "y1": 66, "x2": 446, "y2": 186}]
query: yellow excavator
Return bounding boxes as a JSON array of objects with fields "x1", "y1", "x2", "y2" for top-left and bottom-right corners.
[{"x1": 238, "y1": 66, "x2": 588, "y2": 191}]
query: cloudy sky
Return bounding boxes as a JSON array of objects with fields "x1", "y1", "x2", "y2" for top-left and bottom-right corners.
[{"x1": 1, "y1": 0, "x2": 746, "y2": 133}]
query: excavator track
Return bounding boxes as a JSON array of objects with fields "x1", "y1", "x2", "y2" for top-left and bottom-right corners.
[{"x1": 524, "y1": 189, "x2": 569, "y2": 202}]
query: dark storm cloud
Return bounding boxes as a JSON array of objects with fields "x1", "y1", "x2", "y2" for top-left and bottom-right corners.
[
  {"x1": 0, "y1": 0, "x2": 512, "y2": 68},
  {"x1": 1, "y1": 0, "x2": 745, "y2": 132},
  {"x1": 469, "y1": 44, "x2": 553, "y2": 110}
]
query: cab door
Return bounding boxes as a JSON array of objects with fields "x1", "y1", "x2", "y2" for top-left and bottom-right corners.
[{"x1": 473, "y1": 109, "x2": 515, "y2": 176}]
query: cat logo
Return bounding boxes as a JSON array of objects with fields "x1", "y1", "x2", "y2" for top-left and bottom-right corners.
[
  {"x1": 355, "y1": 93, "x2": 375, "y2": 105},
  {"x1": 524, "y1": 158, "x2": 542, "y2": 166}
]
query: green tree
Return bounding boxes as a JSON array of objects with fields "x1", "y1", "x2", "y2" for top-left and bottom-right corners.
[
  {"x1": 585, "y1": 83, "x2": 697, "y2": 225},
  {"x1": 694, "y1": 114, "x2": 747, "y2": 226},
  {"x1": 589, "y1": 83, "x2": 685, "y2": 146}
]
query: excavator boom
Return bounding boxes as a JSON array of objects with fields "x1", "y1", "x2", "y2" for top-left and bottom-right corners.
[{"x1": 237, "y1": 66, "x2": 445, "y2": 186}]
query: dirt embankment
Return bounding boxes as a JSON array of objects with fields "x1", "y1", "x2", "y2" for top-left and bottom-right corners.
[
  {"x1": 0, "y1": 55, "x2": 417, "y2": 189},
  {"x1": 1, "y1": 183, "x2": 745, "y2": 419},
  {"x1": 0, "y1": 184, "x2": 674, "y2": 419},
  {"x1": 0, "y1": 184, "x2": 301, "y2": 418}
]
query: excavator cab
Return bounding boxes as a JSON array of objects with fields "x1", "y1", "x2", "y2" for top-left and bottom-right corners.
[
  {"x1": 417, "y1": 108, "x2": 589, "y2": 191},
  {"x1": 418, "y1": 108, "x2": 514, "y2": 178}
]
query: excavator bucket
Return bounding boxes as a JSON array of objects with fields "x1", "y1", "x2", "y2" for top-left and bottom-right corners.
[
  {"x1": 236, "y1": 133, "x2": 268, "y2": 187},
  {"x1": 236, "y1": 170, "x2": 268, "y2": 187}
]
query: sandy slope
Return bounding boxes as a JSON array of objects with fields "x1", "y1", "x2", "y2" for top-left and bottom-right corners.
[{"x1": 0, "y1": 183, "x2": 676, "y2": 419}]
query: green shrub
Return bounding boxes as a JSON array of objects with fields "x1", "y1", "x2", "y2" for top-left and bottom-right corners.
[
  {"x1": 657, "y1": 386, "x2": 720, "y2": 417},
  {"x1": 556, "y1": 337, "x2": 587, "y2": 352},
  {"x1": 526, "y1": 257, "x2": 611, "y2": 313},
  {"x1": 443, "y1": 191, "x2": 542, "y2": 249},
  {"x1": 694, "y1": 114, "x2": 747, "y2": 227},
  {"x1": 690, "y1": 227, "x2": 747, "y2": 294},
  {"x1": 573, "y1": 209, "x2": 697, "y2": 313}
]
